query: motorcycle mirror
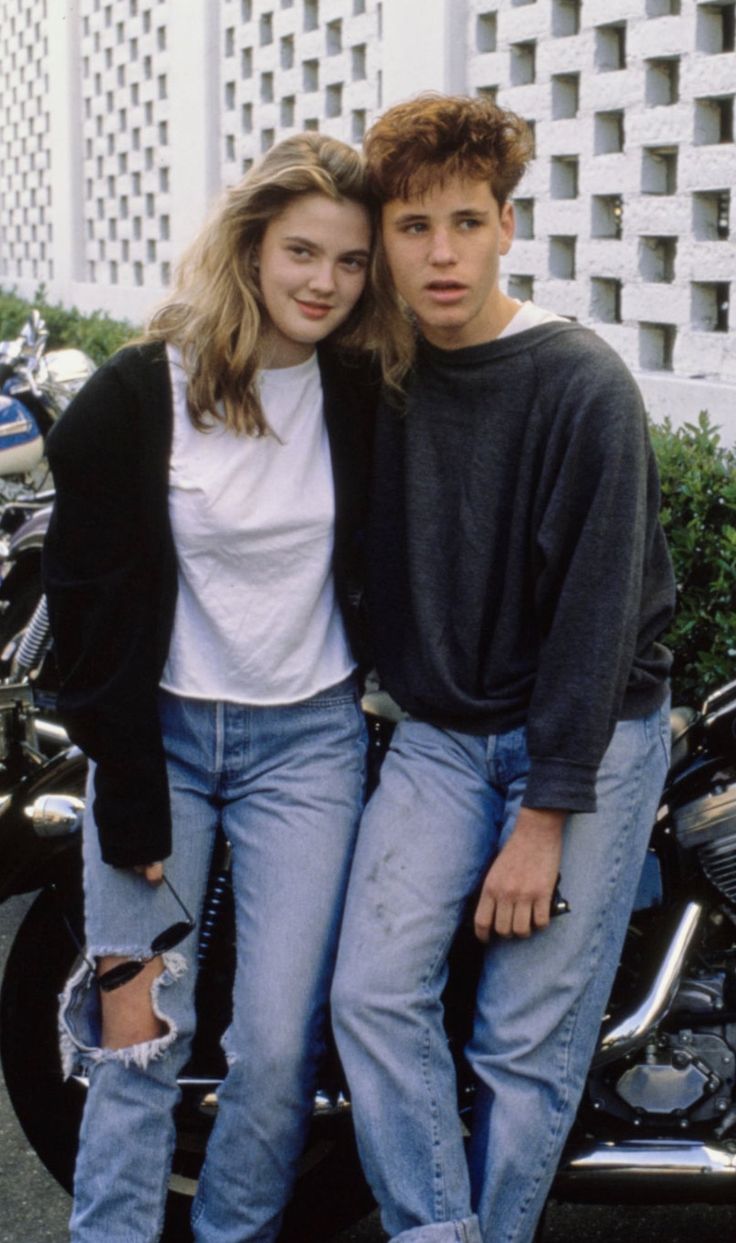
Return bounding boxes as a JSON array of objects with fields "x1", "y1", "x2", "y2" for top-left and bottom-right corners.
[{"x1": 24, "y1": 793, "x2": 84, "y2": 838}]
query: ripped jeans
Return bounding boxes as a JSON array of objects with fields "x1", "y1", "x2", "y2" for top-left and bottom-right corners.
[{"x1": 60, "y1": 679, "x2": 367, "y2": 1243}]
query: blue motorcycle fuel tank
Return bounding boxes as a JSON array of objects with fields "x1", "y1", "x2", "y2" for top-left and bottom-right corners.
[{"x1": 0, "y1": 393, "x2": 43, "y2": 473}]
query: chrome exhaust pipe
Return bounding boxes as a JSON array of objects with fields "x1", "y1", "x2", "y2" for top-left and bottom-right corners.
[
  {"x1": 595, "y1": 901, "x2": 703, "y2": 1067},
  {"x1": 35, "y1": 718, "x2": 71, "y2": 750},
  {"x1": 556, "y1": 1139, "x2": 736, "y2": 1198}
]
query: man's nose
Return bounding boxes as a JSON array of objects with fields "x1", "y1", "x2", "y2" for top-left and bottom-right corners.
[{"x1": 427, "y1": 228, "x2": 457, "y2": 265}]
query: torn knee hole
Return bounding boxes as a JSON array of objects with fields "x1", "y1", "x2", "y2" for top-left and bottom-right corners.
[
  {"x1": 100, "y1": 955, "x2": 179, "y2": 1049},
  {"x1": 59, "y1": 950, "x2": 188, "y2": 1076},
  {"x1": 101, "y1": 997, "x2": 166, "y2": 1051}
]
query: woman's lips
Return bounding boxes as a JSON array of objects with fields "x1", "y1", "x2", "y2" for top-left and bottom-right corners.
[{"x1": 296, "y1": 300, "x2": 333, "y2": 319}]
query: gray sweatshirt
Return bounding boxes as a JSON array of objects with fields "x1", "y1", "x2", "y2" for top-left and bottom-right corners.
[{"x1": 366, "y1": 322, "x2": 675, "y2": 813}]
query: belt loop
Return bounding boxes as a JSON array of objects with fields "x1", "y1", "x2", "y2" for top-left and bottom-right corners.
[
  {"x1": 214, "y1": 701, "x2": 225, "y2": 775},
  {"x1": 485, "y1": 730, "x2": 498, "y2": 783}
]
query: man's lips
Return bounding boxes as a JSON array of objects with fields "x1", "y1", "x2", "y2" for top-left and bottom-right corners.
[
  {"x1": 425, "y1": 281, "x2": 468, "y2": 304},
  {"x1": 296, "y1": 299, "x2": 334, "y2": 319}
]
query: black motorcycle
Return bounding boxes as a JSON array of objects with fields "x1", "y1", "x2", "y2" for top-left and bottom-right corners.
[
  {"x1": 1, "y1": 678, "x2": 736, "y2": 1240},
  {"x1": 0, "y1": 309, "x2": 95, "y2": 677}
]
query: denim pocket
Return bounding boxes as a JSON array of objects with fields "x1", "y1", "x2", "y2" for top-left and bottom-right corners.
[{"x1": 492, "y1": 724, "x2": 531, "y2": 790}]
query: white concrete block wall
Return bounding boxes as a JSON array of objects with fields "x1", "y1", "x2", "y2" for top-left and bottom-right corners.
[
  {"x1": 1, "y1": 0, "x2": 735, "y2": 435},
  {"x1": 469, "y1": 0, "x2": 736, "y2": 434},
  {"x1": 78, "y1": 0, "x2": 175, "y2": 296},
  {"x1": 0, "y1": 0, "x2": 55, "y2": 288},
  {"x1": 218, "y1": 0, "x2": 382, "y2": 178}
]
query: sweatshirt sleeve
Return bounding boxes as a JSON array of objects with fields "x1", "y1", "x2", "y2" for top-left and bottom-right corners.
[
  {"x1": 521, "y1": 347, "x2": 666, "y2": 814},
  {"x1": 43, "y1": 357, "x2": 173, "y2": 867}
]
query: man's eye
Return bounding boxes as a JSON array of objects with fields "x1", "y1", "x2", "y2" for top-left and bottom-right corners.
[
  {"x1": 402, "y1": 223, "x2": 426, "y2": 235},
  {"x1": 459, "y1": 218, "x2": 481, "y2": 230}
]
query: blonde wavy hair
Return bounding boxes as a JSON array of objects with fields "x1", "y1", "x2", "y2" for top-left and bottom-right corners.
[
  {"x1": 145, "y1": 132, "x2": 382, "y2": 436},
  {"x1": 364, "y1": 94, "x2": 534, "y2": 390}
]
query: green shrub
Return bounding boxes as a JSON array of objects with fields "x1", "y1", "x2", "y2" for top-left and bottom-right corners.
[
  {"x1": 651, "y1": 412, "x2": 736, "y2": 707},
  {"x1": 0, "y1": 286, "x2": 137, "y2": 365}
]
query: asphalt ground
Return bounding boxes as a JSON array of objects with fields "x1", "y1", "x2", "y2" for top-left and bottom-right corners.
[{"x1": 2, "y1": 894, "x2": 735, "y2": 1243}]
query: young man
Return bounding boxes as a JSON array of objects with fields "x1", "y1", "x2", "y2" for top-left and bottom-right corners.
[{"x1": 331, "y1": 95, "x2": 676, "y2": 1243}]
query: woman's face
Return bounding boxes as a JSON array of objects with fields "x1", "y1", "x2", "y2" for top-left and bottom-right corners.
[{"x1": 257, "y1": 192, "x2": 371, "y2": 368}]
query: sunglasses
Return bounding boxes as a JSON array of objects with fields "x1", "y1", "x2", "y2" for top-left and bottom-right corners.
[
  {"x1": 57, "y1": 874, "x2": 195, "y2": 993},
  {"x1": 550, "y1": 876, "x2": 570, "y2": 919}
]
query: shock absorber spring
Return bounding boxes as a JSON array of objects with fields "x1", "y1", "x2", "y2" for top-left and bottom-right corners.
[{"x1": 13, "y1": 593, "x2": 51, "y2": 677}]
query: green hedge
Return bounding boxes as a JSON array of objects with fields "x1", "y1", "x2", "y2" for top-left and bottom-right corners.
[
  {"x1": 651, "y1": 412, "x2": 736, "y2": 707},
  {"x1": 2, "y1": 287, "x2": 734, "y2": 706},
  {"x1": 0, "y1": 287, "x2": 137, "y2": 365}
]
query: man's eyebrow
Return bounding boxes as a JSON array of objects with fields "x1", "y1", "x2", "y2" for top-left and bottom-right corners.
[
  {"x1": 389, "y1": 208, "x2": 491, "y2": 224},
  {"x1": 389, "y1": 211, "x2": 429, "y2": 226}
]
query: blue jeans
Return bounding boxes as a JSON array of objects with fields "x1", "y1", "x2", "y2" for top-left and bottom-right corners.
[
  {"x1": 331, "y1": 702, "x2": 670, "y2": 1243},
  {"x1": 60, "y1": 678, "x2": 367, "y2": 1243}
]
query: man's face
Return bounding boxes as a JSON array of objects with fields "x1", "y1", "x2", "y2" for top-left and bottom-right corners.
[{"x1": 381, "y1": 176, "x2": 515, "y2": 350}]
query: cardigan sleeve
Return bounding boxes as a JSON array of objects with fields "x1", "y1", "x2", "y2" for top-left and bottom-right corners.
[{"x1": 43, "y1": 351, "x2": 173, "y2": 867}]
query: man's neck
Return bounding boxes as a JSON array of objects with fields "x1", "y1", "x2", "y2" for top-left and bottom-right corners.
[{"x1": 422, "y1": 290, "x2": 520, "y2": 350}]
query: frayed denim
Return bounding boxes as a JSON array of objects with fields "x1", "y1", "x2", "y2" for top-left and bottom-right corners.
[
  {"x1": 332, "y1": 702, "x2": 670, "y2": 1243},
  {"x1": 61, "y1": 678, "x2": 367, "y2": 1243}
]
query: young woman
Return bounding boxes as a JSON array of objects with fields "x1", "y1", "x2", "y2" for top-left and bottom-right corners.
[{"x1": 43, "y1": 132, "x2": 381, "y2": 1243}]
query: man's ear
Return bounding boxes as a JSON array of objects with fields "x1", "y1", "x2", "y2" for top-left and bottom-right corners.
[{"x1": 499, "y1": 200, "x2": 515, "y2": 255}]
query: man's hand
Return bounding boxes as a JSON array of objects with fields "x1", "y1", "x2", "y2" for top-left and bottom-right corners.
[
  {"x1": 133, "y1": 861, "x2": 165, "y2": 885},
  {"x1": 474, "y1": 807, "x2": 566, "y2": 942}
]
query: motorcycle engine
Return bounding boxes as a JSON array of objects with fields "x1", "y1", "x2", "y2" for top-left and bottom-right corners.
[
  {"x1": 588, "y1": 973, "x2": 736, "y2": 1129},
  {"x1": 674, "y1": 779, "x2": 736, "y2": 906}
]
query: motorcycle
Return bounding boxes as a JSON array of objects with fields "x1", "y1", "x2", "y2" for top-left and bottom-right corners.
[
  {"x1": 0, "y1": 310, "x2": 95, "y2": 675},
  {"x1": 0, "y1": 310, "x2": 95, "y2": 505},
  {"x1": 0, "y1": 498, "x2": 55, "y2": 683},
  {"x1": 1, "y1": 674, "x2": 736, "y2": 1240}
]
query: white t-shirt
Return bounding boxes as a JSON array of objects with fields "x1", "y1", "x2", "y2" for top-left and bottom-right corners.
[
  {"x1": 499, "y1": 300, "x2": 567, "y2": 337},
  {"x1": 160, "y1": 346, "x2": 354, "y2": 704}
]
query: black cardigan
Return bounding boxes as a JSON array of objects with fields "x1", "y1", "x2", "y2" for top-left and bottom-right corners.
[{"x1": 43, "y1": 341, "x2": 375, "y2": 867}]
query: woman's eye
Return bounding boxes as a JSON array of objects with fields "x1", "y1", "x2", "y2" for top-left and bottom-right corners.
[
  {"x1": 288, "y1": 245, "x2": 312, "y2": 259},
  {"x1": 341, "y1": 257, "x2": 367, "y2": 272}
]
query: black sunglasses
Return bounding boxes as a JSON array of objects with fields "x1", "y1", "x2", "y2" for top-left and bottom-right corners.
[
  {"x1": 57, "y1": 875, "x2": 195, "y2": 993},
  {"x1": 550, "y1": 876, "x2": 570, "y2": 919}
]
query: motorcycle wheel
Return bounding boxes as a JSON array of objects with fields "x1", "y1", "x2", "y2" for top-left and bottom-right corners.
[{"x1": 0, "y1": 887, "x2": 374, "y2": 1242}]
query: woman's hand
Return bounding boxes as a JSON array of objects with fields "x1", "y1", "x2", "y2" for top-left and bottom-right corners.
[{"x1": 133, "y1": 861, "x2": 165, "y2": 885}]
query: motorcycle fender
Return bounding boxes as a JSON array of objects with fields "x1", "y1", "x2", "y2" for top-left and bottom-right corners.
[
  {"x1": 0, "y1": 510, "x2": 49, "y2": 598},
  {"x1": 7, "y1": 504, "x2": 51, "y2": 558},
  {"x1": 0, "y1": 747, "x2": 86, "y2": 903}
]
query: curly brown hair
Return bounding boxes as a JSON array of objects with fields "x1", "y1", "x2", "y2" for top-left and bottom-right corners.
[
  {"x1": 362, "y1": 95, "x2": 534, "y2": 388},
  {"x1": 364, "y1": 93, "x2": 534, "y2": 207}
]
